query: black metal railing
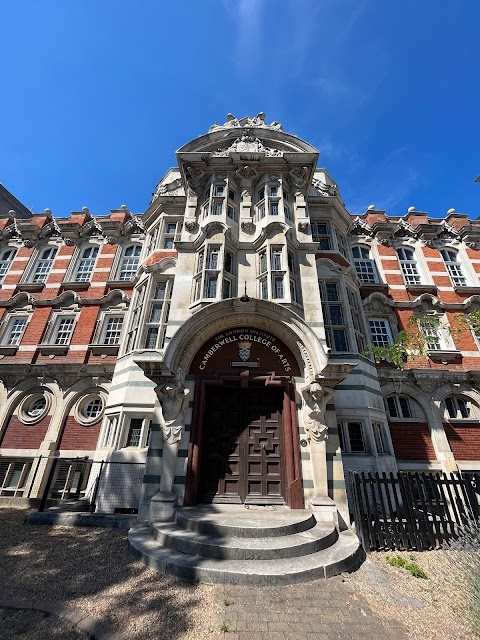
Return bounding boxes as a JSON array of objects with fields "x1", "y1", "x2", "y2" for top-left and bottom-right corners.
[{"x1": 349, "y1": 471, "x2": 480, "y2": 552}]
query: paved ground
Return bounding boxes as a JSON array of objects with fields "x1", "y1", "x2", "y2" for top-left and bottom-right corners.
[
  {"x1": 0, "y1": 507, "x2": 411, "y2": 639},
  {"x1": 208, "y1": 580, "x2": 408, "y2": 640}
]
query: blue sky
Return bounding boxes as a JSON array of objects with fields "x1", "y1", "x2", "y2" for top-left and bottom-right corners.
[{"x1": 1, "y1": 0, "x2": 479, "y2": 218}]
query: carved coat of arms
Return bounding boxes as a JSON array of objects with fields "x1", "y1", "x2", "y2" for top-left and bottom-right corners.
[{"x1": 238, "y1": 341, "x2": 252, "y2": 362}]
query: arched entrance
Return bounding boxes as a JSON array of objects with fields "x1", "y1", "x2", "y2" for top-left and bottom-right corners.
[{"x1": 184, "y1": 326, "x2": 304, "y2": 508}]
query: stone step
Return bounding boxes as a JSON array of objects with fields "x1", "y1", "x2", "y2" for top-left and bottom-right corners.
[
  {"x1": 152, "y1": 520, "x2": 338, "y2": 560},
  {"x1": 128, "y1": 525, "x2": 364, "y2": 585},
  {"x1": 175, "y1": 505, "x2": 316, "y2": 538}
]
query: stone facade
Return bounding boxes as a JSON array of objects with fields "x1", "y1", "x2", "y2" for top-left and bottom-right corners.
[{"x1": 0, "y1": 116, "x2": 479, "y2": 525}]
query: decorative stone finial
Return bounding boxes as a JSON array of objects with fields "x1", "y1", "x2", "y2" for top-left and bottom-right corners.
[
  {"x1": 367, "y1": 204, "x2": 376, "y2": 211},
  {"x1": 82, "y1": 206, "x2": 90, "y2": 214},
  {"x1": 44, "y1": 208, "x2": 52, "y2": 215},
  {"x1": 121, "y1": 204, "x2": 129, "y2": 211},
  {"x1": 447, "y1": 208, "x2": 456, "y2": 214},
  {"x1": 408, "y1": 206, "x2": 416, "y2": 212}
]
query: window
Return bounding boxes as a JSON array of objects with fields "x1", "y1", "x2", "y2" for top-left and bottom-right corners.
[
  {"x1": 31, "y1": 247, "x2": 57, "y2": 283},
  {"x1": 260, "y1": 276, "x2": 268, "y2": 300},
  {"x1": 445, "y1": 396, "x2": 471, "y2": 419},
  {"x1": 417, "y1": 315, "x2": 450, "y2": 351},
  {"x1": 101, "y1": 315, "x2": 124, "y2": 345},
  {"x1": 52, "y1": 316, "x2": 76, "y2": 345},
  {"x1": 269, "y1": 202, "x2": 279, "y2": 215},
  {"x1": 271, "y1": 249, "x2": 282, "y2": 271},
  {"x1": 257, "y1": 189, "x2": 265, "y2": 202},
  {"x1": 193, "y1": 245, "x2": 235, "y2": 303},
  {"x1": 3, "y1": 316, "x2": 28, "y2": 346},
  {"x1": 441, "y1": 249, "x2": 467, "y2": 287},
  {"x1": 336, "y1": 234, "x2": 348, "y2": 258},
  {"x1": 146, "y1": 225, "x2": 160, "y2": 255},
  {"x1": 126, "y1": 418, "x2": 143, "y2": 447},
  {"x1": 397, "y1": 247, "x2": 421, "y2": 285},
  {"x1": 319, "y1": 280, "x2": 349, "y2": 352},
  {"x1": 144, "y1": 280, "x2": 172, "y2": 349},
  {"x1": 273, "y1": 276, "x2": 284, "y2": 299},
  {"x1": 125, "y1": 283, "x2": 146, "y2": 352},
  {"x1": 386, "y1": 395, "x2": 413, "y2": 418},
  {"x1": 214, "y1": 185, "x2": 224, "y2": 196},
  {"x1": 79, "y1": 396, "x2": 104, "y2": 422},
  {"x1": 227, "y1": 204, "x2": 236, "y2": 221},
  {"x1": 228, "y1": 189, "x2": 236, "y2": 201},
  {"x1": 118, "y1": 245, "x2": 141, "y2": 281},
  {"x1": 269, "y1": 186, "x2": 278, "y2": 197},
  {"x1": 74, "y1": 245, "x2": 99, "y2": 282},
  {"x1": 0, "y1": 248, "x2": 16, "y2": 283},
  {"x1": 373, "y1": 422, "x2": 390, "y2": 454},
  {"x1": 368, "y1": 319, "x2": 393, "y2": 347},
  {"x1": 26, "y1": 396, "x2": 47, "y2": 419},
  {"x1": 348, "y1": 289, "x2": 366, "y2": 353},
  {"x1": 352, "y1": 246, "x2": 378, "y2": 283},
  {"x1": 214, "y1": 202, "x2": 223, "y2": 216},
  {"x1": 163, "y1": 222, "x2": 180, "y2": 249},
  {"x1": 311, "y1": 222, "x2": 331, "y2": 250},
  {"x1": 0, "y1": 459, "x2": 33, "y2": 496},
  {"x1": 338, "y1": 420, "x2": 367, "y2": 453}
]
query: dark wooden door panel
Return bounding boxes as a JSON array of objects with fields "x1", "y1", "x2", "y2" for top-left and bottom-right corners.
[{"x1": 201, "y1": 386, "x2": 285, "y2": 504}]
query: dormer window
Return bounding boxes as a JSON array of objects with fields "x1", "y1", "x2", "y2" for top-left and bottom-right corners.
[
  {"x1": 441, "y1": 249, "x2": 467, "y2": 287},
  {"x1": 397, "y1": 247, "x2": 421, "y2": 285},
  {"x1": 352, "y1": 246, "x2": 378, "y2": 283}
]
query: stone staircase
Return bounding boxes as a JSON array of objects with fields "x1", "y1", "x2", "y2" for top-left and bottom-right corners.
[{"x1": 128, "y1": 505, "x2": 364, "y2": 585}]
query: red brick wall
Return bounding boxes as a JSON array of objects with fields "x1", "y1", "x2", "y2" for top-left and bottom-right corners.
[
  {"x1": 58, "y1": 416, "x2": 102, "y2": 450},
  {"x1": 444, "y1": 423, "x2": 480, "y2": 460},
  {"x1": 388, "y1": 422, "x2": 436, "y2": 460},
  {"x1": 0, "y1": 416, "x2": 50, "y2": 449}
]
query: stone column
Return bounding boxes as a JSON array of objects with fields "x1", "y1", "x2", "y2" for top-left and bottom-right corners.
[
  {"x1": 149, "y1": 381, "x2": 190, "y2": 522},
  {"x1": 301, "y1": 382, "x2": 337, "y2": 523}
]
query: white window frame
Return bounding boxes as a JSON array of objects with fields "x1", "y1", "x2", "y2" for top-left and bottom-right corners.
[
  {"x1": 441, "y1": 249, "x2": 467, "y2": 287},
  {"x1": 121, "y1": 416, "x2": 150, "y2": 449},
  {"x1": 368, "y1": 318, "x2": 393, "y2": 348},
  {"x1": 29, "y1": 246, "x2": 58, "y2": 284},
  {"x1": 352, "y1": 246, "x2": 379, "y2": 283},
  {"x1": 117, "y1": 244, "x2": 142, "y2": 281},
  {"x1": 73, "y1": 244, "x2": 100, "y2": 283},
  {"x1": 0, "y1": 247, "x2": 17, "y2": 283},
  {"x1": 319, "y1": 280, "x2": 349, "y2": 352},
  {"x1": 100, "y1": 314, "x2": 125, "y2": 345},
  {"x1": 124, "y1": 281, "x2": 147, "y2": 354},
  {"x1": 51, "y1": 315, "x2": 76, "y2": 345},
  {"x1": 418, "y1": 314, "x2": 451, "y2": 351},
  {"x1": 144, "y1": 278, "x2": 173, "y2": 349},
  {"x1": 397, "y1": 247, "x2": 422, "y2": 285},
  {"x1": 373, "y1": 422, "x2": 390, "y2": 454},
  {"x1": 1, "y1": 314, "x2": 29, "y2": 346},
  {"x1": 161, "y1": 220, "x2": 181, "y2": 250}
]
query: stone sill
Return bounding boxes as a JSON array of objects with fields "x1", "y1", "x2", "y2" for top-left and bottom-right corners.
[
  {"x1": 60, "y1": 281, "x2": 90, "y2": 291},
  {"x1": 427, "y1": 349, "x2": 462, "y2": 362},
  {"x1": 0, "y1": 346, "x2": 18, "y2": 356},
  {"x1": 16, "y1": 283, "x2": 45, "y2": 293},
  {"x1": 405, "y1": 284, "x2": 438, "y2": 294},
  {"x1": 88, "y1": 344, "x2": 120, "y2": 356},
  {"x1": 37, "y1": 344, "x2": 69, "y2": 356},
  {"x1": 359, "y1": 282, "x2": 389, "y2": 291},
  {"x1": 106, "y1": 280, "x2": 134, "y2": 288},
  {"x1": 454, "y1": 286, "x2": 480, "y2": 294}
]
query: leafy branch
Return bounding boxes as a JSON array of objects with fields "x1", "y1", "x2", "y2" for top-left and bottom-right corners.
[{"x1": 364, "y1": 312, "x2": 478, "y2": 369}]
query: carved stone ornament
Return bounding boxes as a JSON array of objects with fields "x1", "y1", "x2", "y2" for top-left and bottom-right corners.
[
  {"x1": 348, "y1": 217, "x2": 373, "y2": 237},
  {"x1": 301, "y1": 383, "x2": 333, "y2": 443},
  {"x1": 410, "y1": 372, "x2": 444, "y2": 394},
  {"x1": 312, "y1": 179, "x2": 338, "y2": 197},
  {"x1": 241, "y1": 220, "x2": 255, "y2": 233},
  {"x1": 235, "y1": 165, "x2": 258, "y2": 185},
  {"x1": 289, "y1": 167, "x2": 308, "y2": 190},
  {"x1": 185, "y1": 166, "x2": 205, "y2": 190},
  {"x1": 155, "y1": 381, "x2": 190, "y2": 445},
  {"x1": 298, "y1": 221, "x2": 309, "y2": 233},
  {"x1": 22, "y1": 239, "x2": 36, "y2": 248},
  {"x1": 209, "y1": 113, "x2": 283, "y2": 132},
  {"x1": 184, "y1": 220, "x2": 196, "y2": 232}
]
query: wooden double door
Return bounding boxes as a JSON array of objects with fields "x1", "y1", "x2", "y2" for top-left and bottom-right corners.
[{"x1": 201, "y1": 386, "x2": 286, "y2": 504}]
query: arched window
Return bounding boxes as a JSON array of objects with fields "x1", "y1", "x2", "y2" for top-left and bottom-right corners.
[
  {"x1": 74, "y1": 245, "x2": 99, "y2": 282},
  {"x1": 352, "y1": 246, "x2": 378, "y2": 283},
  {"x1": 0, "y1": 248, "x2": 16, "y2": 283},
  {"x1": 31, "y1": 247, "x2": 58, "y2": 283},
  {"x1": 118, "y1": 245, "x2": 141, "y2": 281},
  {"x1": 396, "y1": 247, "x2": 421, "y2": 285},
  {"x1": 441, "y1": 249, "x2": 467, "y2": 287},
  {"x1": 385, "y1": 395, "x2": 413, "y2": 418},
  {"x1": 444, "y1": 396, "x2": 470, "y2": 419}
]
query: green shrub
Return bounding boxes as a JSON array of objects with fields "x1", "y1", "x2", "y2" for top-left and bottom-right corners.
[{"x1": 385, "y1": 553, "x2": 428, "y2": 579}]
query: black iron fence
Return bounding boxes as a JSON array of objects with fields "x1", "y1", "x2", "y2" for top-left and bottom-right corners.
[{"x1": 350, "y1": 471, "x2": 480, "y2": 552}]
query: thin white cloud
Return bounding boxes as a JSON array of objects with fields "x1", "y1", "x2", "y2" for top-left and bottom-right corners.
[{"x1": 224, "y1": 0, "x2": 266, "y2": 70}]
